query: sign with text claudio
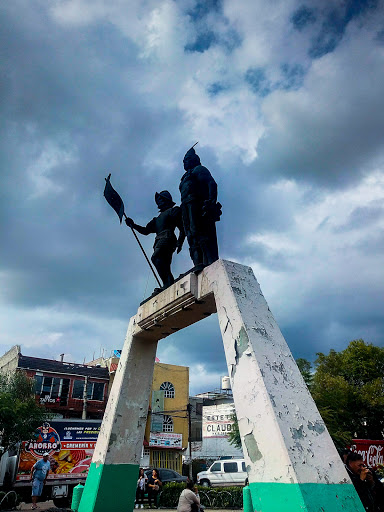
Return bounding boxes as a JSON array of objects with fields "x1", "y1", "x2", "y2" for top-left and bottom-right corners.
[{"x1": 203, "y1": 403, "x2": 235, "y2": 438}]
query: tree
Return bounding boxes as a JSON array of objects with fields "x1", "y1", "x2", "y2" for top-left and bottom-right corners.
[
  {"x1": 296, "y1": 358, "x2": 313, "y2": 389},
  {"x1": 0, "y1": 371, "x2": 49, "y2": 456},
  {"x1": 228, "y1": 413, "x2": 242, "y2": 449},
  {"x1": 311, "y1": 340, "x2": 384, "y2": 449}
]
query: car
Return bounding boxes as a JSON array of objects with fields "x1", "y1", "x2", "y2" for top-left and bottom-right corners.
[
  {"x1": 145, "y1": 468, "x2": 188, "y2": 484},
  {"x1": 197, "y1": 459, "x2": 248, "y2": 487}
]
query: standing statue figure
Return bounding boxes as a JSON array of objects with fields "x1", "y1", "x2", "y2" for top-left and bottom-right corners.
[
  {"x1": 125, "y1": 191, "x2": 185, "y2": 290},
  {"x1": 180, "y1": 145, "x2": 222, "y2": 272}
]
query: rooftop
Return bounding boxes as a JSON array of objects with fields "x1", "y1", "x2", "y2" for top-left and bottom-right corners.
[{"x1": 18, "y1": 354, "x2": 109, "y2": 379}]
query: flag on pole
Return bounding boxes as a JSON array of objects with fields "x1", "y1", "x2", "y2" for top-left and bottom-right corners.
[{"x1": 104, "y1": 174, "x2": 125, "y2": 223}]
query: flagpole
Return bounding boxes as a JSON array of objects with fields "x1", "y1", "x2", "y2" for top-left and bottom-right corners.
[{"x1": 124, "y1": 213, "x2": 162, "y2": 288}]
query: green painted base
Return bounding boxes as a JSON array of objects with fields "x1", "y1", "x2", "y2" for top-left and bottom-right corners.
[
  {"x1": 248, "y1": 482, "x2": 365, "y2": 512},
  {"x1": 78, "y1": 462, "x2": 139, "y2": 512}
]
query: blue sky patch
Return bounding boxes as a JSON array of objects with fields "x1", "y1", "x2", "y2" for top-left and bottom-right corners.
[
  {"x1": 309, "y1": 0, "x2": 379, "y2": 58},
  {"x1": 291, "y1": 5, "x2": 317, "y2": 31},
  {"x1": 245, "y1": 67, "x2": 271, "y2": 97},
  {"x1": 185, "y1": 30, "x2": 217, "y2": 53}
]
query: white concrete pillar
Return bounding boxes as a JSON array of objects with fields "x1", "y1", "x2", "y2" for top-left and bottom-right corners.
[
  {"x1": 198, "y1": 260, "x2": 364, "y2": 511},
  {"x1": 78, "y1": 318, "x2": 158, "y2": 512}
]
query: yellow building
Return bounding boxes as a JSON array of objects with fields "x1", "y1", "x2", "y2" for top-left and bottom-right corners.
[{"x1": 143, "y1": 362, "x2": 189, "y2": 473}]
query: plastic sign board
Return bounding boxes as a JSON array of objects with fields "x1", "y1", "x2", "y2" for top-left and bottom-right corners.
[{"x1": 149, "y1": 432, "x2": 182, "y2": 449}]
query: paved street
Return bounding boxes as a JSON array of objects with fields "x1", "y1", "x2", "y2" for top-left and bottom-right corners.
[{"x1": 13, "y1": 502, "x2": 241, "y2": 512}]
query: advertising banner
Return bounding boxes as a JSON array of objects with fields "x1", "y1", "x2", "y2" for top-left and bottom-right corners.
[
  {"x1": 202, "y1": 403, "x2": 235, "y2": 438},
  {"x1": 16, "y1": 421, "x2": 101, "y2": 481},
  {"x1": 350, "y1": 439, "x2": 384, "y2": 470},
  {"x1": 149, "y1": 432, "x2": 182, "y2": 449}
]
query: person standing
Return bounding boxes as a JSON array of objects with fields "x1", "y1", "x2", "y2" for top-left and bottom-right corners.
[
  {"x1": 135, "y1": 468, "x2": 148, "y2": 509},
  {"x1": 147, "y1": 468, "x2": 162, "y2": 509},
  {"x1": 30, "y1": 453, "x2": 50, "y2": 509},
  {"x1": 177, "y1": 480, "x2": 201, "y2": 512}
]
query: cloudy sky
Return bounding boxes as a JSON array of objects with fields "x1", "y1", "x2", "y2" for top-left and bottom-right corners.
[{"x1": 1, "y1": 0, "x2": 384, "y2": 395}]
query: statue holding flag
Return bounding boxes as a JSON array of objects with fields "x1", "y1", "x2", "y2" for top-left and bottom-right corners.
[
  {"x1": 104, "y1": 174, "x2": 184, "y2": 292},
  {"x1": 125, "y1": 191, "x2": 185, "y2": 290}
]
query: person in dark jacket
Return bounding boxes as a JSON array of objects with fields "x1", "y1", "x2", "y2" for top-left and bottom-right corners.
[
  {"x1": 147, "y1": 468, "x2": 162, "y2": 509},
  {"x1": 345, "y1": 452, "x2": 384, "y2": 511}
]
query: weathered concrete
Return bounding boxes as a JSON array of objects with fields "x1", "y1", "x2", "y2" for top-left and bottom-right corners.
[{"x1": 79, "y1": 259, "x2": 363, "y2": 512}]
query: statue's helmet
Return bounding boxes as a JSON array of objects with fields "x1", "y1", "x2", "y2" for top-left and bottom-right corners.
[
  {"x1": 183, "y1": 145, "x2": 201, "y2": 169},
  {"x1": 155, "y1": 190, "x2": 175, "y2": 207}
]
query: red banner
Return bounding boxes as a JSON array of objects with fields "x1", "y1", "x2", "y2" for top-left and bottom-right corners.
[{"x1": 350, "y1": 439, "x2": 384, "y2": 469}]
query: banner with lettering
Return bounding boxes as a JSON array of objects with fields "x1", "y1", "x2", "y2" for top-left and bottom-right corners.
[
  {"x1": 350, "y1": 439, "x2": 384, "y2": 469},
  {"x1": 202, "y1": 403, "x2": 235, "y2": 438},
  {"x1": 16, "y1": 420, "x2": 101, "y2": 481}
]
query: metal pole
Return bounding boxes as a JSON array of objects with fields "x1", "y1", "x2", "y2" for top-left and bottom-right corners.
[
  {"x1": 187, "y1": 403, "x2": 193, "y2": 480},
  {"x1": 124, "y1": 214, "x2": 162, "y2": 288},
  {"x1": 82, "y1": 375, "x2": 88, "y2": 420}
]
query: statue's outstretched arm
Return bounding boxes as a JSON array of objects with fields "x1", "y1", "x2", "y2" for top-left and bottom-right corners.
[{"x1": 125, "y1": 217, "x2": 154, "y2": 236}]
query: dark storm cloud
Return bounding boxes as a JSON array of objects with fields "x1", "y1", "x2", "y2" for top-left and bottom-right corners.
[{"x1": 1, "y1": 0, "x2": 384, "y2": 394}]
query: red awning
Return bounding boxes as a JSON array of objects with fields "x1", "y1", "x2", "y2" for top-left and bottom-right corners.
[{"x1": 109, "y1": 363, "x2": 118, "y2": 372}]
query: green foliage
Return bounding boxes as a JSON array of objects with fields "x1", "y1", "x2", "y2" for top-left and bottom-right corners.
[
  {"x1": 296, "y1": 358, "x2": 313, "y2": 389},
  {"x1": 227, "y1": 413, "x2": 242, "y2": 449},
  {"x1": 159, "y1": 482, "x2": 243, "y2": 509},
  {"x1": 311, "y1": 339, "x2": 384, "y2": 448},
  {"x1": 0, "y1": 371, "x2": 49, "y2": 456}
]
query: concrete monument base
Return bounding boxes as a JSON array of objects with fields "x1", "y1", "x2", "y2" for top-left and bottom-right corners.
[{"x1": 79, "y1": 260, "x2": 364, "y2": 512}]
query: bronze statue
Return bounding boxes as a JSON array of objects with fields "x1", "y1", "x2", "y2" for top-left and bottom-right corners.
[
  {"x1": 180, "y1": 145, "x2": 222, "y2": 272},
  {"x1": 125, "y1": 191, "x2": 185, "y2": 290}
]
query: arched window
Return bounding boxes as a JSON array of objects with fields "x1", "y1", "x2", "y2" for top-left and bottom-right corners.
[
  {"x1": 160, "y1": 381, "x2": 175, "y2": 398},
  {"x1": 162, "y1": 415, "x2": 174, "y2": 432}
]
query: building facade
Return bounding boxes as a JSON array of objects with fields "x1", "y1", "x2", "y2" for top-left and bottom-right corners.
[
  {"x1": 189, "y1": 391, "x2": 243, "y2": 464},
  {"x1": 0, "y1": 345, "x2": 109, "y2": 419},
  {"x1": 142, "y1": 362, "x2": 189, "y2": 473}
]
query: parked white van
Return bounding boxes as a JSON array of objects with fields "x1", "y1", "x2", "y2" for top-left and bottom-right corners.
[{"x1": 197, "y1": 459, "x2": 248, "y2": 487}]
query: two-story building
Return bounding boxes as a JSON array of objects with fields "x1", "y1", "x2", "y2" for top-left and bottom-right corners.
[
  {"x1": 0, "y1": 345, "x2": 109, "y2": 419},
  {"x1": 142, "y1": 362, "x2": 189, "y2": 473}
]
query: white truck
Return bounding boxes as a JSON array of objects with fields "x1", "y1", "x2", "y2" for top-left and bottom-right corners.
[{"x1": 0, "y1": 419, "x2": 101, "y2": 508}]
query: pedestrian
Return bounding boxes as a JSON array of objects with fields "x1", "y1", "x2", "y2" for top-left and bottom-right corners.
[
  {"x1": 135, "y1": 468, "x2": 148, "y2": 509},
  {"x1": 147, "y1": 468, "x2": 162, "y2": 509},
  {"x1": 177, "y1": 480, "x2": 201, "y2": 512},
  {"x1": 30, "y1": 452, "x2": 50, "y2": 509},
  {"x1": 345, "y1": 452, "x2": 384, "y2": 511}
]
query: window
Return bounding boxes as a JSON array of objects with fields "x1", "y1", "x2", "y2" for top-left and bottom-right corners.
[
  {"x1": 72, "y1": 380, "x2": 84, "y2": 399},
  {"x1": 224, "y1": 462, "x2": 238, "y2": 473},
  {"x1": 162, "y1": 415, "x2": 174, "y2": 432},
  {"x1": 72, "y1": 380, "x2": 105, "y2": 401},
  {"x1": 210, "y1": 463, "x2": 221, "y2": 472},
  {"x1": 242, "y1": 462, "x2": 246, "y2": 472},
  {"x1": 34, "y1": 376, "x2": 70, "y2": 405},
  {"x1": 161, "y1": 470, "x2": 176, "y2": 481},
  {"x1": 89, "y1": 382, "x2": 105, "y2": 401},
  {"x1": 160, "y1": 381, "x2": 175, "y2": 398}
]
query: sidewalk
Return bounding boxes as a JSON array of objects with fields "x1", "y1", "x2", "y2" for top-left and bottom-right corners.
[{"x1": 14, "y1": 503, "x2": 241, "y2": 512}]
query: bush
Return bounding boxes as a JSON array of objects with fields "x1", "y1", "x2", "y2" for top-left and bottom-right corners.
[{"x1": 158, "y1": 482, "x2": 243, "y2": 509}]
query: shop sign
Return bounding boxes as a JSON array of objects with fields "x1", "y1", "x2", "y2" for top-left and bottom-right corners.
[
  {"x1": 350, "y1": 439, "x2": 384, "y2": 469},
  {"x1": 202, "y1": 403, "x2": 235, "y2": 438},
  {"x1": 149, "y1": 432, "x2": 182, "y2": 449}
]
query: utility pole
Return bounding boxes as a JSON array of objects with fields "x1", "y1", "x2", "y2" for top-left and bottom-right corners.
[
  {"x1": 187, "y1": 403, "x2": 193, "y2": 480},
  {"x1": 82, "y1": 375, "x2": 88, "y2": 420}
]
